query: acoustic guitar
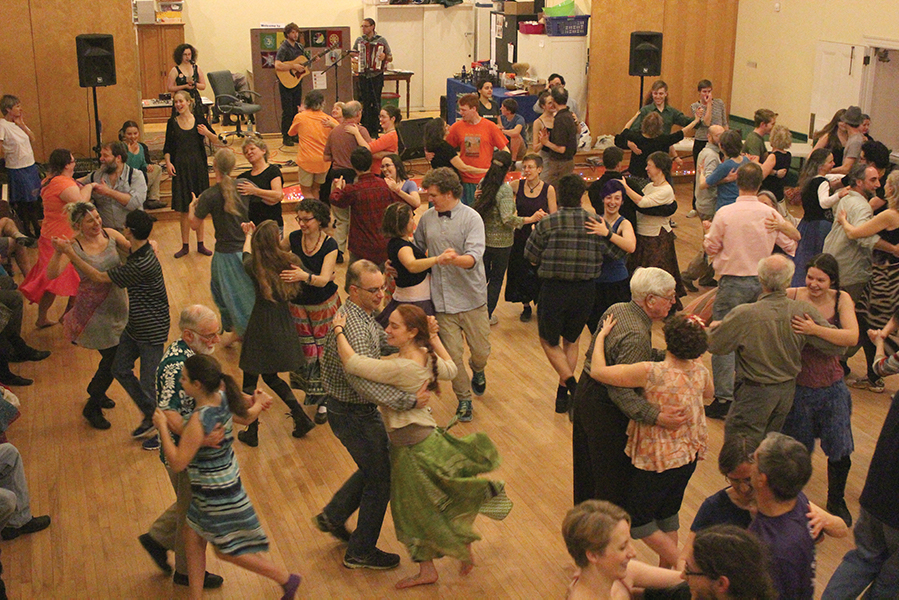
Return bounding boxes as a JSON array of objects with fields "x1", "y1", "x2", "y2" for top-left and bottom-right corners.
[{"x1": 276, "y1": 44, "x2": 338, "y2": 89}]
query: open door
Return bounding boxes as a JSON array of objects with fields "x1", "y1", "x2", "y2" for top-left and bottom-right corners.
[{"x1": 809, "y1": 41, "x2": 867, "y2": 137}]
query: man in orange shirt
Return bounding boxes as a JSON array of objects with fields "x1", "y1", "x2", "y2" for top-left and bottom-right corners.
[
  {"x1": 445, "y1": 93, "x2": 508, "y2": 205},
  {"x1": 289, "y1": 90, "x2": 338, "y2": 200}
]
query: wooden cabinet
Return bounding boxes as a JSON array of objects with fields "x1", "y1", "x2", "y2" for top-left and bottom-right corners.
[{"x1": 137, "y1": 23, "x2": 184, "y2": 123}]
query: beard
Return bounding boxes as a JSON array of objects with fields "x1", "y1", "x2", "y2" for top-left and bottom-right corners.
[
  {"x1": 188, "y1": 342, "x2": 216, "y2": 356},
  {"x1": 101, "y1": 162, "x2": 117, "y2": 175}
]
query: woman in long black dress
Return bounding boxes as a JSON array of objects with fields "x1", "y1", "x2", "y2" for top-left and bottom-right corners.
[
  {"x1": 237, "y1": 220, "x2": 316, "y2": 447},
  {"x1": 167, "y1": 43, "x2": 207, "y2": 120},
  {"x1": 505, "y1": 154, "x2": 556, "y2": 322},
  {"x1": 163, "y1": 90, "x2": 221, "y2": 258}
]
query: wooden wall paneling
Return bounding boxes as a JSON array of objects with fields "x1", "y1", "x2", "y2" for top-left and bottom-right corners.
[
  {"x1": 587, "y1": 0, "x2": 738, "y2": 138},
  {"x1": 27, "y1": 0, "x2": 141, "y2": 159},
  {"x1": 0, "y1": 0, "x2": 44, "y2": 160},
  {"x1": 587, "y1": 0, "x2": 665, "y2": 136},
  {"x1": 660, "y1": 0, "x2": 739, "y2": 122}
]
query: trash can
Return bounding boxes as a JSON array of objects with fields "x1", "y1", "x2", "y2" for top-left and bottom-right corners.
[{"x1": 381, "y1": 92, "x2": 400, "y2": 109}]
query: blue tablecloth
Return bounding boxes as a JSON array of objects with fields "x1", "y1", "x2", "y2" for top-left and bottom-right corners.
[{"x1": 446, "y1": 78, "x2": 539, "y2": 125}]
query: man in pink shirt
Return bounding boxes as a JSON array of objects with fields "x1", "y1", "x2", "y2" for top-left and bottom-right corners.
[{"x1": 701, "y1": 162, "x2": 799, "y2": 418}]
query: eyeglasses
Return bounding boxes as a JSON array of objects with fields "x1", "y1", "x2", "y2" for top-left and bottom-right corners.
[
  {"x1": 726, "y1": 475, "x2": 753, "y2": 488},
  {"x1": 651, "y1": 292, "x2": 677, "y2": 304},
  {"x1": 295, "y1": 215, "x2": 317, "y2": 223},
  {"x1": 354, "y1": 284, "x2": 387, "y2": 294},
  {"x1": 187, "y1": 329, "x2": 220, "y2": 342},
  {"x1": 683, "y1": 567, "x2": 710, "y2": 578}
]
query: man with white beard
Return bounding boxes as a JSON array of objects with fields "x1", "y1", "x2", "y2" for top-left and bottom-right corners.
[{"x1": 138, "y1": 304, "x2": 226, "y2": 590}]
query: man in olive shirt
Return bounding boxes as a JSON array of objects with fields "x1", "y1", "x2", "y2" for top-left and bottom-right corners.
[
  {"x1": 708, "y1": 255, "x2": 843, "y2": 443},
  {"x1": 538, "y1": 86, "x2": 577, "y2": 190}
]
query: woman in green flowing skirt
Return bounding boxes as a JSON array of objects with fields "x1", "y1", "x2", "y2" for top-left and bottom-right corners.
[{"x1": 332, "y1": 304, "x2": 512, "y2": 589}]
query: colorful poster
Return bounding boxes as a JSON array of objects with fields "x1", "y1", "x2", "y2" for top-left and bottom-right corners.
[
  {"x1": 261, "y1": 33, "x2": 277, "y2": 50},
  {"x1": 327, "y1": 30, "x2": 343, "y2": 49},
  {"x1": 261, "y1": 51, "x2": 276, "y2": 68},
  {"x1": 310, "y1": 30, "x2": 326, "y2": 47}
]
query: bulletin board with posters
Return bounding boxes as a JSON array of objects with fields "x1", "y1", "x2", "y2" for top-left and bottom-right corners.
[{"x1": 250, "y1": 27, "x2": 352, "y2": 134}]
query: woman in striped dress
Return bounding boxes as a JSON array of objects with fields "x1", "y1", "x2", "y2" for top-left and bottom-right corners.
[{"x1": 153, "y1": 354, "x2": 301, "y2": 600}]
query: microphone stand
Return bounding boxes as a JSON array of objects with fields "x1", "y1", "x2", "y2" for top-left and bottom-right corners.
[{"x1": 321, "y1": 49, "x2": 353, "y2": 104}]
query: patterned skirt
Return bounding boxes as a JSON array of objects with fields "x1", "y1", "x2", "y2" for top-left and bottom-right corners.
[
  {"x1": 187, "y1": 447, "x2": 269, "y2": 556},
  {"x1": 390, "y1": 427, "x2": 512, "y2": 563},
  {"x1": 855, "y1": 257, "x2": 899, "y2": 330},
  {"x1": 288, "y1": 292, "x2": 340, "y2": 399},
  {"x1": 628, "y1": 229, "x2": 685, "y2": 309}
]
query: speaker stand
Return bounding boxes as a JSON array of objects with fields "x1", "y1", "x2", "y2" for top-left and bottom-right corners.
[
  {"x1": 90, "y1": 86, "x2": 102, "y2": 163},
  {"x1": 638, "y1": 75, "x2": 645, "y2": 112}
]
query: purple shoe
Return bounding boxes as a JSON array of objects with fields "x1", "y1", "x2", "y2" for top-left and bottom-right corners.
[{"x1": 281, "y1": 573, "x2": 301, "y2": 600}]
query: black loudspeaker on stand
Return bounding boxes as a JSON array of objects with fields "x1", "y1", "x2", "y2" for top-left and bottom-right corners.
[
  {"x1": 398, "y1": 117, "x2": 433, "y2": 162},
  {"x1": 628, "y1": 31, "x2": 663, "y2": 111},
  {"x1": 76, "y1": 34, "x2": 116, "y2": 162}
]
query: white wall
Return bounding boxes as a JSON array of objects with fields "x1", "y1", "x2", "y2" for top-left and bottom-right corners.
[
  {"x1": 182, "y1": 0, "x2": 364, "y2": 100},
  {"x1": 732, "y1": 0, "x2": 899, "y2": 137}
]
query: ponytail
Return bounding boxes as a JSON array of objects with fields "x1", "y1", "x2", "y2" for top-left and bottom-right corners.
[{"x1": 221, "y1": 373, "x2": 249, "y2": 418}]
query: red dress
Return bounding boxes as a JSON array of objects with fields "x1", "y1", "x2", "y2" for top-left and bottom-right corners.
[{"x1": 20, "y1": 176, "x2": 80, "y2": 303}]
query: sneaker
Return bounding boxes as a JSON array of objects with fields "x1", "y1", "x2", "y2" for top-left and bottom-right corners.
[
  {"x1": 142, "y1": 435, "x2": 160, "y2": 451},
  {"x1": 1, "y1": 515, "x2": 50, "y2": 540},
  {"x1": 313, "y1": 512, "x2": 351, "y2": 543},
  {"x1": 314, "y1": 407, "x2": 328, "y2": 425},
  {"x1": 457, "y1": 399, "x2": 473, "y2": 422},
  {"x1": 686, "y1": 209, "x2": 698, "y2": 218},
  {"x1": 471, "y1": 371, "x2": 486, "y2": 396},
  {"x1": 131, "y1": 419, "x2": 156, "y2": 439},
  {"x1": 520, "y1": 305, "x2": 532, "y2": 322},
  {"x1": 850, "y1": 377, "x2": 885, "y2": 393},
  {"x1": 489, "y1": 314, "x2": 498, "y2": 326},
  {"x1": 343, "y1": 548, "x2": 401, "y2": 570},
  {"x1": 173, "y1": 571, "x2": 224, "y2": 589},
  {"x1": 138, "y1": 532, "x2": 172, "y2": 573},
  {"x1": 555, "y1": 386, "x2": 570, "y2": 414},
  {"x1": 669, "y1": 218, "x2": 678, "y2": 228},
  {"x1": 704, "y1": 398, "x2": 732, "y2": 420}
]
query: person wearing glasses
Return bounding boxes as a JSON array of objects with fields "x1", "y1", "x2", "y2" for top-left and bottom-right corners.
[
  {"x1": 189, "y1": 149, "x2": 254, "y2": 349},
  {"x1": 137, "y1": 304, "x2": 227, "y2": 590},
  {"x1": 682, "y1": 525, "x2": 777, "y2": 600},
  {"x1": 589, "y1": 313, "x2": 710, "y2": 568},
  {"x1": 572, "y1": 267, "x2": 689, "y2": 511},
  {"x1": 282, "y1": 198, "x2": 341, "y2": 425},
  {"x1": 701, "y1": 163, "x2": 800, "y2": 421},
  {"x1": 315, "y1": 260, "x2": 423, "y2": 571}
]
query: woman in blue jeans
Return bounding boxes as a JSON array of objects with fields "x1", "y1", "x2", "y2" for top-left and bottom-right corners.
[{"x1": 472, "y1": 151, "x2": 546, "y2": 325}]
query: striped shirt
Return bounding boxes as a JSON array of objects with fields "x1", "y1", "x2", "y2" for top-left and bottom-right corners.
[
  {"x1": 107, "y1": 242, "x2": 170, "y2": 344},
  {"x1": 691, "y1": 98, "x2": 727, "y2": 141}
]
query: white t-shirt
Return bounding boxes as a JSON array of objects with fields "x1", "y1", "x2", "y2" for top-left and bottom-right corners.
[{"x1": 0, "y1": 120, "x2": 35, "y2": 169}]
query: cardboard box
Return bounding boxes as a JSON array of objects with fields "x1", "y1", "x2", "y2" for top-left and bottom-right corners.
[
  {"x1": 504, "y1": 2, "x2": 536, "y2": 15},
  {"x1": 526, "y1": 80, "x2": 546, "y2": 95}
]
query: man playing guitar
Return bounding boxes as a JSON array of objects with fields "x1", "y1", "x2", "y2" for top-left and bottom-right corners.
[{"x1": 275, "y1": 22, "x2": 309, "y2": 147}]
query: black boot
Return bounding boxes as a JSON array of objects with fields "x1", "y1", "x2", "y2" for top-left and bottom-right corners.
[
  {"x1": 291, "y1": 407, "x2": 315, "y2": 438},
  {"x1": 827, "y1": 456, "x2": 853, "y2": 527},
  {"x1": 82, "y1": 398, "x2": 110, "y2": 430},
  {"x1": 237, "y1": 420, "x2": 259, "y2": 447}
]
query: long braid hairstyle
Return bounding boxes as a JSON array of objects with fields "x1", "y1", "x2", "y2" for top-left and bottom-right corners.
[{"x1": 395, "y1": 304, "x2": 439, "y2": 392}]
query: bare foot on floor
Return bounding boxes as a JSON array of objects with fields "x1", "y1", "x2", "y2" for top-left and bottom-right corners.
[
  {"x1": 395, "y1": 561, "x2": 438, "y2": 589},
  {"x1": 460, "y1": 544, "x2": 475, "y2": 576}
]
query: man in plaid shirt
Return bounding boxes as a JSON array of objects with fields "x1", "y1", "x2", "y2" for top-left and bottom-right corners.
[
  {"x1": 330, "y1": 147, "x2": 393, "y2": 265},
  {"x1": 524, "y1": 174, "x2": 628, "y2": 413}
]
